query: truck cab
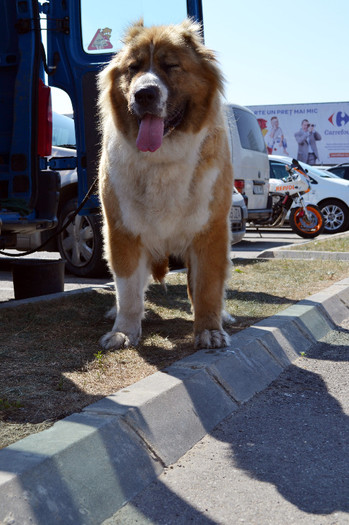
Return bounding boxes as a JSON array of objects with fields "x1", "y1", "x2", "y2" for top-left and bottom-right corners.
[{"x1": 0, "y1": 0, "x2": 203, "y2": 271}]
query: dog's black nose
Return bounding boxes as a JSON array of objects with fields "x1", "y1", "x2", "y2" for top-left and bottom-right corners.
[{"x1": 134, "y1": 86, "x2": 159, "y2": 107}]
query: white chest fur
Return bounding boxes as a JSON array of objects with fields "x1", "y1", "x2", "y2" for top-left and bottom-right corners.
[{"x1": 106, "y1": 127, "x2": 219, "y2": 257}]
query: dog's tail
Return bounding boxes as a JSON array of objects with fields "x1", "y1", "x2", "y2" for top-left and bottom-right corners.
[{"x1": 151, "y1": 258, "x2": 169, "y2": 286}]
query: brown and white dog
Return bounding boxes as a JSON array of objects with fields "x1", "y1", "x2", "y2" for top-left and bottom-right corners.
[{"x1": 98, "y1": 19, "x2": 233, "y2": 350}]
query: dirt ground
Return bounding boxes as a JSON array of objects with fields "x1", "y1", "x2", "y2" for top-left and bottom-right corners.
[{"x1": 1, "y1": 257, "x2": 349, "y2": 449}]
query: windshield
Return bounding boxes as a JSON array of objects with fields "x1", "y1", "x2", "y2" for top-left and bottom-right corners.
[
  {"x1": 299, "y1": 161, "x2": 341, "y2": 179},
  {"x1": 319, "y1": 170, "x2": 341, "y2": 179},
  {"x1": 52, "y1": 112, "x2": 76, "y2": 148},
  {"x1": 80, "y1": 0, "x2": 188, "y2": 54}
]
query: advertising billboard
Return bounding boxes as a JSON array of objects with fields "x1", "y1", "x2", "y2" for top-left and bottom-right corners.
[{"x1": 248, "y1": 102, "x2": 349, "y2": 165}]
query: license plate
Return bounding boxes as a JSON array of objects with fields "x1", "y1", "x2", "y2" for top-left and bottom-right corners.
[
  {"x1": 253, "y1": 185, "x2": 264, "y2": 195},
  {"x1": 230, "y1": 206, "x2": 242, "y2": 220}
]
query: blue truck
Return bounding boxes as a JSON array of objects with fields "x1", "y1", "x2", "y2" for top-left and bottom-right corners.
[{"x1": 0, "y1": 0, "x2": 203, "y2": 276}]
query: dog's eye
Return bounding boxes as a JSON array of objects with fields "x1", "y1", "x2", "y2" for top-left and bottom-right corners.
[
  {"x1": 162, "y1": 63, "x2": 180, "y2": 72},
  {"x1": 128, "y1": 63, "x2": 141, "y2": 74}
]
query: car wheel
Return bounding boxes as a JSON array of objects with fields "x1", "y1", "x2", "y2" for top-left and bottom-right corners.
[
  {"x1": 320, "y1": 199, "x2": 349, "y2": 234},
  {"x1": 57, "y1": 198, "x2": 108, "y2": 277}
]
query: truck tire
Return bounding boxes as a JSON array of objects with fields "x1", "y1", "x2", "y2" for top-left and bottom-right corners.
[{"x1": 57, "y1": 198, "x2": 107, "y2": 277}]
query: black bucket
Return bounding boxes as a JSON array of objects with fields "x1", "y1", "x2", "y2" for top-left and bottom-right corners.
[{"x1": 12, "y1": 259, "x2": 65, "y2": 300}]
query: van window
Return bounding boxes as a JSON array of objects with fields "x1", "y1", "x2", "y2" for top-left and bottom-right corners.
[
  {"x1": 52, "y1": 112, "x2": 76, "y2": 148},
  {"x1": 80, "y1": 0, "x2": 188, "y2": 54},
  {"x1": 233, "y1": 108, "x2": 267, "y2": 153}
]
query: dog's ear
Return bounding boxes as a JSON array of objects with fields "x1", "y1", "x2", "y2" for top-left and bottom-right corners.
[
  {"x1": 179, "y1": 18, "x2": 224, "y2": 95},
  {"x1": 179, "y1": 18, "x2": 204, "y2": 47},
  {"x1": 179, "y1": 18, "x2": 217, "y2": 64},
  {"x1": 122, "y1": 19, "x2": 145, "y2": 44}
]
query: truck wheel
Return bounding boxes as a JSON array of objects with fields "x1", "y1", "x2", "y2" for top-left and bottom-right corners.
[
  {"x1": 320, "y1": 199, "x2": 349, "y2": 234},
  {"x1": 57, "y1": 198, "x2": 107, "y2": 277}
]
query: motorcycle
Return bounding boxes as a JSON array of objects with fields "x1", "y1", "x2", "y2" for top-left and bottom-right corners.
[{"x1": 252, "y1": 158, "x2": 325, "y2": 239}]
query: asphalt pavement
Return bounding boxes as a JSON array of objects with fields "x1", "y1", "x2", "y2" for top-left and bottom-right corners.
[{"x1": 107, "y1": 319, "x2": 349, "y2": 525}]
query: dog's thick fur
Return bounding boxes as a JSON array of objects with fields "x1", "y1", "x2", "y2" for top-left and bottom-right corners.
[{"x1": 98, "y1": 19, "x2": 233, "y2": 350}]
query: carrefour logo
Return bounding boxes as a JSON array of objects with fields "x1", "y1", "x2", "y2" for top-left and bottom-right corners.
[{"x1": 328, "y1": 112, "x2": 349, "y2": 127}]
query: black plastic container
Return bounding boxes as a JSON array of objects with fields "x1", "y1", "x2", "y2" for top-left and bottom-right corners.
[{"x1": 12, "y1": 258, "x2": 65, "y2": 300}]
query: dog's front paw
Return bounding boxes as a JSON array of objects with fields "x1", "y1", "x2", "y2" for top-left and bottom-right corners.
[
  {"x1": 100, "y1": 330, "x2": 139, "y2": 350},
  {"x1": 195, "y1": 329, "x2": 230, "y2": 350}
]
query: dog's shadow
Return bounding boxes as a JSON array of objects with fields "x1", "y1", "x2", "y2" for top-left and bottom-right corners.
[
  {"x1": 138, "y1": 282, "x2": 195, "y2": 366},
  {"x1": 146, "y1": 281, "x2": 191, "y2": 311}
]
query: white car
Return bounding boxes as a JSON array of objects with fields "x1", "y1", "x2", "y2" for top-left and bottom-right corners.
[
  {"x1": 231, "y1": 188, "x2": 248, "y2": 245},
  {"x1": 269, "y1": 155, "x2": 349, "y2": 234}
]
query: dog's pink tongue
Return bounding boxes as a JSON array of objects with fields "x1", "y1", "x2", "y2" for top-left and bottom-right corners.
[{"x1": 136, "y1": 115, "x2": 164, "y2": 152}]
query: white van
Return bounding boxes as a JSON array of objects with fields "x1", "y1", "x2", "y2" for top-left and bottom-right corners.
[{"x1": 225, "y1": 104, "x2": 272, "y2": 221}]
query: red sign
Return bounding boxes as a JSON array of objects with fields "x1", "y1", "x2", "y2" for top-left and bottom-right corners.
[{"x1": 88, "y1": 28, "x2": 113, "y2": 51}]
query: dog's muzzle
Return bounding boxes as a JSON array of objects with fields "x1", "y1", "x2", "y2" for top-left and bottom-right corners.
[{"x1": 131, "y1": 75, "x2": 185, "y2": 153}]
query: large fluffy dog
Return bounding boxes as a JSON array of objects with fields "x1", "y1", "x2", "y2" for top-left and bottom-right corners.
[{"x1": 98, "y1": 19, "x2": 233, "y2": 350}]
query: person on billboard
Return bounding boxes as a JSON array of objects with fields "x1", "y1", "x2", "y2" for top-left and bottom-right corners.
[
  {"x1": 266, "y1": 116, "x2": 289, "y2": 155},
  {"x1": 295, "y1": 119, "x2": 321, "y2": 164}
]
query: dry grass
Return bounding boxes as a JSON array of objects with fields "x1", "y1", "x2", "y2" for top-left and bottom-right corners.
[
  {"x1": 1, "y1": 258, "x2": 349, "y2": 448},
  {"x1": 289, "y1": 233, "x2": 349, "y2": 252}
]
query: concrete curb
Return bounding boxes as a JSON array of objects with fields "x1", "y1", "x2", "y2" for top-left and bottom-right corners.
[
  {"x1": 1, "y1": 278, "x2": 349, "y2": 525},
  {"x1": 0, "y1": 283, "x2": 114, "y2": 310}
]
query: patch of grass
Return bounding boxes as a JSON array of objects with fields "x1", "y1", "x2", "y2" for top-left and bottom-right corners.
[
  {"x1": 288, "y1": 233, "x2": 349, "y2": 252},
  {"x1": 0, "y1": 398, "x2": 23, "y2": 412},
  {"x1": 1, "y1": 258, "x2": 349, "y2": 448}
]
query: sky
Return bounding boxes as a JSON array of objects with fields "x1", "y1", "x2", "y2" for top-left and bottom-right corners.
[{"x1": 52, "y1": 0, "x2": 349, "y2": 114}]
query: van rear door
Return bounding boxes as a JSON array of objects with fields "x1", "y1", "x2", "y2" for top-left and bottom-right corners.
[
  {"x1": 227, "y1": 105, "x2": 272, "y2": 220},
  {"x1": 0, "y1": 0, "x2": 57, "y2": 244},
  {"x1": 46, "y1": 0, "x2": 203, "y2": 213}
]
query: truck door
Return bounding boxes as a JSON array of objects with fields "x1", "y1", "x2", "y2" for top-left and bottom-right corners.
[
  {"x1": 46, "y1": 0, "x2": 203, "y2": 213},
  {"x1": 0, "y1": 0, "x2": 57, "y2": 244}
]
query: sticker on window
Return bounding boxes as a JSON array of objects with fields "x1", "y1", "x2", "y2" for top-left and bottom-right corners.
[{"x1": 88, "y1": 28, "x2": 113, "y2": 51}]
